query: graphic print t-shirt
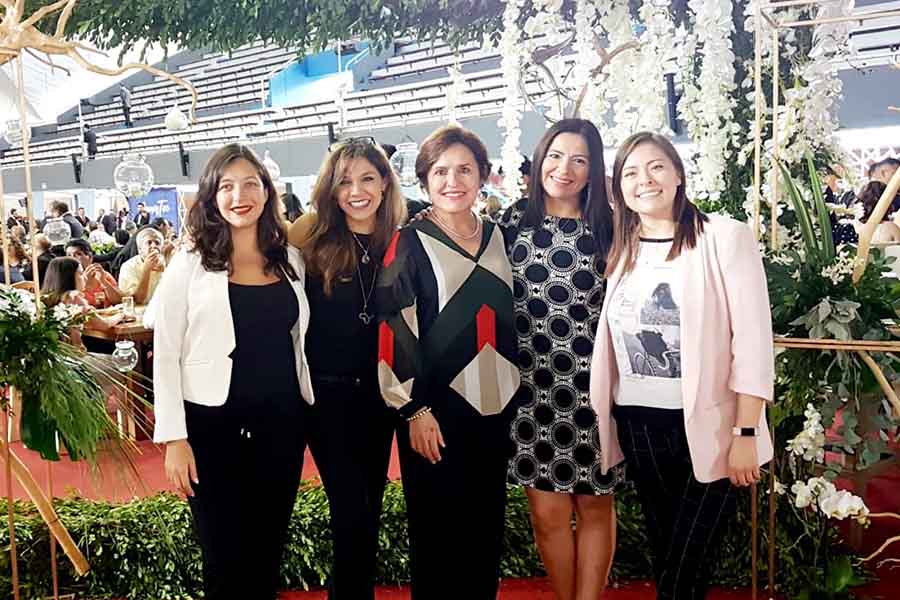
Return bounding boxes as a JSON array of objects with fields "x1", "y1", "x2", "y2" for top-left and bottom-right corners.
[{"x1": 608, "y1": 239, "x2": 683, "y2": 410}]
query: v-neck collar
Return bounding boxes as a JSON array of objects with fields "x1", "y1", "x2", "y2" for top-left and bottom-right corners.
[{"x1": 416, "y1": 218, "x2": 492, "y2": 262}]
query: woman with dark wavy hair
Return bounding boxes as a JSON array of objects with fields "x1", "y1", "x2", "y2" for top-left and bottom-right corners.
[
  {"x1": 502, "y1": 118, "x2": 623, "y2": 600},
  {"x1": 153, "y1": 143, "x2": 315, "y2": 600},
  {"x1": 288, "y1": 138, "x2": 405, "y2": 599}
]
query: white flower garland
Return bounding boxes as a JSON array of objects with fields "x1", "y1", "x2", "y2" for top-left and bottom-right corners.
[
  {"x1": 677, "y1": 0, "x2": 737, "y2": 203},
  {"x1": 498, "y1": 0, "x2": 527, "y2": 195},
  {"x1": 445, "y1": 54, "x2": 465, "y2": 125}
]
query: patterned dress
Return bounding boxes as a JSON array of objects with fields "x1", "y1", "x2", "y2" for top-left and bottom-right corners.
[{"x1": 502, "y1": 199, "x2": 626, "y2": 495}]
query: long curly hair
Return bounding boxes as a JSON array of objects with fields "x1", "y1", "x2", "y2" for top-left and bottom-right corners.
[
  {"x1": 296, "y1": 139, "x2": 406, "y2": 295},
  {"x1": 187, "y1": 144, "x2": 295, "y2": 278}
]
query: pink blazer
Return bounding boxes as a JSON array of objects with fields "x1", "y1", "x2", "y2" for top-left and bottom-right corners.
[{"x1": 590, "y1": 215, "x2": 774, "y2": 483}]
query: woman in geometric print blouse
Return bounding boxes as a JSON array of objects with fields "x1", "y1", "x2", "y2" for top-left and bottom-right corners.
[{"x1": 377, "y1": 125, "x2": 520, "y2": 600}]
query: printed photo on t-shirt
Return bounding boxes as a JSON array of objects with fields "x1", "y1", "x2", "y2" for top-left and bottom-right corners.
[{"x1": 615, "y1": 281, "x2": 682, "y2": 379}]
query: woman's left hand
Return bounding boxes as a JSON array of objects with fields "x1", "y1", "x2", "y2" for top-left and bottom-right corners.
[{"x1": 727, "y1": 437, "x2": 760, "y2": 487}]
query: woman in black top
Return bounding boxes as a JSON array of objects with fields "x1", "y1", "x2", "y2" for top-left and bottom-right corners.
[
  {"x1": 288, "y1": 139, "x2": 406, "y2": 600},
  {"x1": 154, "y1": 144, "x2": 314, "y2": 599}
]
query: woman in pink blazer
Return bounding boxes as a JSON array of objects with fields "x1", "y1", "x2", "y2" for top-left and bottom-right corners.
[{"x1": 590, "y1": 132, "x2": 774, "y2": 599}]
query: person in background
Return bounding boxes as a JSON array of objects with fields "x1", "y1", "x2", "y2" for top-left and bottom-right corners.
[
  {"x1": 377, "y1": 125, "x2": 520, "y2": 599},
  {"x1": 135, "y1": 202, "x2": 151, "y2": 227},
  {"x1": 21, "y1": 233, "x2": 53, "y2": 286},
  {"x1": 591, "y1": 131, "x2": 774, "y2": 599},
  {"x1": 10, "y1": 224, "x2": 26, "y2": 245},
  {"x1": 856, "y1": 181, "x2": 900, "y2": 243},
  {"x1": 41, "y1": 257, "x2": 123, "y2": 346},
  {"x1": 153, "y1": 143, "x2": 313, "y2": 600},
  {"x1": 870, "y1": 157, "x2": 900, "y2": 186},
  {"x1": 114, "y1": 229, "x2": 130, "y2": 247},
  {"x1": 281, "y1": 192, "x2": 304, "y2": 223},
  {"x1": 84, "y1": 123, "x2": 98, "y2": 159},
  {"x1": 118, "y1": 226, "x2": 166, "y2": 304},
  {"x1": 0, "y1": 246, "x2": 24, "y2": 284},
  {"x1": 50, "y1": 200, "x2": 85, "y2": 239},
  {"x1": 478, "y1": 193, "x2": 503, "y2": 221},
  {"x1": 120, "y1": 84, "x2": 133, "y2": 127},
  {"x1": 6, "y1": 207, "x2": 19, "y2": 231},
  {"x1": 75, "y1": 207, "x2": 90, "y2": 228},
  {"x1": 66, "y1": 239, "x2": 123, "y2": 307},
  {"x1": 289, "y1": 138, "x2": 405, "y2": 600},
  {"x1": 101, "y1": 209, "x2": 117, "y2": 235},
  {"x1": 88, "y1": 221, "x2": 116, "y2": 246}
]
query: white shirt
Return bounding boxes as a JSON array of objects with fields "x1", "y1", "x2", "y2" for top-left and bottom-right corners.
[
  {"x1": 608, "y1": 239, "x2": 684, "y2": 410},
  {"x1": 118, "y1": 254, "x2": 163, "y2": 301}
]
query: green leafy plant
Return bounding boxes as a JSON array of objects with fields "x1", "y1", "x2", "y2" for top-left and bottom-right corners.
[
  {"x1": 0, "y1": 483, "x2": 832, "y2": 599},
  {"x1": 0, "y1": 287, "x2": 143, "y2": 463}
]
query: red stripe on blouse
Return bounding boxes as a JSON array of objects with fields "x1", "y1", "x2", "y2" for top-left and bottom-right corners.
[
  {"x1": 383, "y1": 231, "x2": 400, "y2": 267},
  {"x1": 476, "y1": 304, "x2": 496, "y2": 351},
  {"x1": 379, "y1": 321, "x2": 395, "y2": 368}
]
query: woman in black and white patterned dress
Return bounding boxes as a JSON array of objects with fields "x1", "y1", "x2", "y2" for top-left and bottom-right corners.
[{"x1": 503, "y1": 119, "x2": 626, "y2": 600}]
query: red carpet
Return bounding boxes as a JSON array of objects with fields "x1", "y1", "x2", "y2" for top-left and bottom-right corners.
[{"x1": 6, "y1": 439, "x2": 900, "y2": 599}]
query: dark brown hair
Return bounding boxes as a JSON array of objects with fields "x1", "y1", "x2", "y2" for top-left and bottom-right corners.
[
  {"x1": 607, "y1": 131, "x2": 708, "y2": 276},
  {"x1": 523, "y1": 118, "x2": 613, "y2": 263},
  {"x1": 297, "y1": 139, "x2": 406, "y2": 295},
  {"x1": 42, "y1": 256, "x2": 80, "y2": 305},
  {"x1": 415, "y1": 125, "x2": 491, "y2": 191},
  {"x1": 187, "y1": 144, "x2": 295, "y2": 278},
  {"x1": 859, "y1": 181, "x2": 900, "y2": 223}
]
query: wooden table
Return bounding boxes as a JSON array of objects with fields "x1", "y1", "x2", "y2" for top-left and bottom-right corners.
[{"x1": 82, "y1": 307, "x2": 153, "y2": 440}]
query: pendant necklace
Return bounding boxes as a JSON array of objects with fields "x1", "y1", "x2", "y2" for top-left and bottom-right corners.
[
  {"x1": 357, "y1": 261, "x2": 378, "y2": 324},
  {"x1": 351, "y1": 231, "x2": 371, "y2": 264}
]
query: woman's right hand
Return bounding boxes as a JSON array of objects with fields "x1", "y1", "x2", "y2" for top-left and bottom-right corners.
[
  {"x1": 409, "y1": 412, "x2": 445, "y2": 464},
  {"x1": 165, "y1": 439, "x2": 198, "y2": 497}
]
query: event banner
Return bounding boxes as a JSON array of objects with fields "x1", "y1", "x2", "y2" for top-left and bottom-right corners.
[{"x1": 128, "y1": 187, "x2": 180, "y2": 234}]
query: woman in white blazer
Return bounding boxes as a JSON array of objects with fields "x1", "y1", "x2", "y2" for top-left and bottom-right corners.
[
  {"x1": 153, "y1": 144, "x2": 314, "y2": 600},
  {"x1": 590, "y1": 132, "x2": 774, "y2": 599}
]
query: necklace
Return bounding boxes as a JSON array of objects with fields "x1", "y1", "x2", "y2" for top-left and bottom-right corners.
[
  {"x1": 430, "y1": 209, "x2": 482, "y2": 240},
  {"x1": 357, "y1": 261, "x2": 378, "y2": 324},
  {"x1": 351, "y1": 232, "x2": 371, "y2": 264}
]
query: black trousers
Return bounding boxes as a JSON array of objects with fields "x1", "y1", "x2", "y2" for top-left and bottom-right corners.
[
  {"x1": 399, "y1": 396, "x2": 513, "y2": 600},
  {"x1": 307, "y1": 376, "x2": 395, "y2": 600},
  {"x1": 185, "y1": 402, "x2": 305, "y2": 600},
  {"x1": 615, "y1": 407, "x2": 736, "y2": 600}
]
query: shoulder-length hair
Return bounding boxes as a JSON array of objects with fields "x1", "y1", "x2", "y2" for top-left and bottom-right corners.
[
  {"x1": 187, "y1": 143, "x2": 295, "y2": 278},
  {"x1": 522, "y1": 118, "x2": 613, "y2": 263},
  {"x1": 299, "y1": 139, "x2": 406, "y2": 295},
  {"x1": 606, "y1": 131, "x2": 708, "y2": 277},
  {"x1": 415, "y1": 125, "x2": 491, "y2": 191},
  {"x1": 42, "y1": 256, "x2": 80, "y2": 305}
]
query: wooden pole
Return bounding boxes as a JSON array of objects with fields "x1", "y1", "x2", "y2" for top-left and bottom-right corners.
[
  {"x1": 0, "y1": 433, "x2": 89, "y2": 575},
  {"x1": 753, "y1": 0, "x2": 764, "y2": 241},
  {"x1": 48, "y1": 435, "x2": 59, "y2": 600},
  {"x1": 770, "y1": 26, "x2": 780, "y2": 251},
  {"x1": 853, "y1": 166, "x2": 900, "y2": 283},
  {"x1": 4, "y1": 388, "x2": 20, "y2": 600},
  {"x1": 768, "y1": 22, "x2": 780, "y2": 600},
  {"x1": 779, "y1": 10, "x2": 900, "y2": 30},
  {"x1": 752, "y1": 5, "x2": 763, "y2": 596},
  {"x1": 15, "y1": 57, "x2": 41, "y2": 314}
]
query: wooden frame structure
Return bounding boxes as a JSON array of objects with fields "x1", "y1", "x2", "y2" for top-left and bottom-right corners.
[{"x1": 753, "y1": 2, "x2": 900, "y2": 598}]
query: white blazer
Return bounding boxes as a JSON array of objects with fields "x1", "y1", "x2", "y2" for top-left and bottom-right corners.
[{"x1": 152, "y1": 245, "x2": 315, "y2": 443}]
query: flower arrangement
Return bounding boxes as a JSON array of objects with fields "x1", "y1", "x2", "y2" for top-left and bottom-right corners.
[
  {"x1": 0, "y1": 286, "x2": 138, "y2": 462},
  {"x1": 762, "y1": 157, "x2": 900, "y2": 597}
]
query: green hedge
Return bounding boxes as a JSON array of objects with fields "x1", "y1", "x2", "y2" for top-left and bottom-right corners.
[{"x1": 0, "y1": 482, "x2": 813, "y2": 599}]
